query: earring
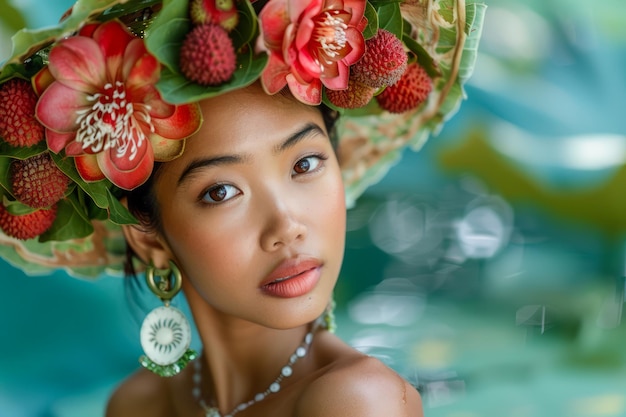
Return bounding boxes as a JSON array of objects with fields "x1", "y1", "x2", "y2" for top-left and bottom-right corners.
[
  {"x1": 322, "y1": 295, "x2": 337, "y2": 333},
  {"x1": 139, "y1": 260, "x2": 197, "y2": 377}
]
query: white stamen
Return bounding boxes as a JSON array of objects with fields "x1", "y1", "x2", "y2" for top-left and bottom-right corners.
[
  {"x1": 74, "y1": 81, "x2": 153, "y2": 162},
  {"x1": 316, "y1": 12, "x2": 348, "y2": 59}
]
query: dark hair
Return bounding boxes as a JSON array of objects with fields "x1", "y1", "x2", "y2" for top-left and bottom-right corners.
[{"x1": 123, "y1": 102, "x2": 340, "y2": 276}]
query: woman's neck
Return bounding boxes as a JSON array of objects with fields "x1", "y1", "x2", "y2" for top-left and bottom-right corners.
[{"x1": 189, "y1": 303, "x2": 314, "y2": 414}]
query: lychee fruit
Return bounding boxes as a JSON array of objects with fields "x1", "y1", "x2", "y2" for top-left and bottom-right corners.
[
  {"x1": 376, "y1": 62, "x2": 433, "y2": 114},
  {"x1": 351, "y1": 29, "x2": 408, "y2": 89},
  {"x1": 326, "y1": 78, "x2": 377, "y2": 109},
  {"x1": 0, "y1": 204, "x2": 57, "y2": 240},
  {"x1": 0, "y1": 78, "x2": 45, "y2": 148},
  {"x1": 190, "y1": 0, "x2": 239, "y2": 31},
  {"x1": 11, "y1": 153, "x2": 70, "y2": 208},
  {"x1": 180, "y1": 23, "x2": 237, "y2": 86}
]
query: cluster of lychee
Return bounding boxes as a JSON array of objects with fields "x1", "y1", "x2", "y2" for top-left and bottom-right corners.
[
  {"x1": 180, "y1": 0, "x2": 239, "y2": 86},
  {"x1": 327, "y1": 29, "x2": 433, "y2": 114},
  {"x1": 0, "y1": 78, "x2": 70, "y2": 240}
]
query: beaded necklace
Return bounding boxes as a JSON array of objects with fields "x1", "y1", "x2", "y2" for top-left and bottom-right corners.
[{"x1": 192, "y1": 327, "x2": 316, "y2": 417}]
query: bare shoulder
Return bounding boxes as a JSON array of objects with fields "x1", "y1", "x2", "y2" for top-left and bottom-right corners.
[
  {"x1": 295, "y1": 353, "x2": 423, "y2": 417},
  {"x1": 105, "y1": 368, "x2": 174, "y2": 417}
]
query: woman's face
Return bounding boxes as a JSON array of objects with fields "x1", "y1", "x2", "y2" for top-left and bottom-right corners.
[{"x1": 153, "y1": 85, "x2": 346, "y2": 329}]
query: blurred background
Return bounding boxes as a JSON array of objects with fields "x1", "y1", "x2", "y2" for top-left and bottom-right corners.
[{"x1": 2, "y1": 0, "x2": 626, "y2": 416}]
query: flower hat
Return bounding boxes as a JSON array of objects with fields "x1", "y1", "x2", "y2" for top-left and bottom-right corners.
[{"x1": 0, "y1": 0, "x2": 486, "y2": 277}]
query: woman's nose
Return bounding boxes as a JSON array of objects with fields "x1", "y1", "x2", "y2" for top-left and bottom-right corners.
[{"x1": 259, "y1": 199, "x2": 307, "y2": 252}]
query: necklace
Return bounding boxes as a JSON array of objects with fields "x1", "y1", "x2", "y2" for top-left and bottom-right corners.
[{"x1": 192, "y1": 326, "x2": 317, "y2": 417}]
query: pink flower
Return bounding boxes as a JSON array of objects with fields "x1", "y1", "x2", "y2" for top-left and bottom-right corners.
[
  {"x1": 35, "y1": 20, "x2": 202, "y2": 190},
  {"x1": 257, "y1": 0, "x2": 367, "y2": 105}
]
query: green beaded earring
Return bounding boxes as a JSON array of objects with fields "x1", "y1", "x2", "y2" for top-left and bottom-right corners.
[{"x1": 139, "y1": 260, "x2": 197, "y2": 377}]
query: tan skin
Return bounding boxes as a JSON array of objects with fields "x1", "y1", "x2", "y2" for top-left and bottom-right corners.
[{"x1": 108, "y1": 84, "x2": 423, "y2": 417}]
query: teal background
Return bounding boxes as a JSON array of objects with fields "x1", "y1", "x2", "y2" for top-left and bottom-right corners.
[{"x1": 2, "y1": 1, "x2": 626, "y2": 416}]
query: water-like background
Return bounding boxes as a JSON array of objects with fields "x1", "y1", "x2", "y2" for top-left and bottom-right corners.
[{"x1": 2, "y1": 1, "x2": 626, "y2": 416}]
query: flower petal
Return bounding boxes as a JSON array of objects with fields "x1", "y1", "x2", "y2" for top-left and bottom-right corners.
[
  {"x1": 296, "y1": 45, "x2": 322, "y2": 79},
  {"x1": 93, "y1": 20, "x2": 136, "y2": 80},
  {"x1": 261, "y1": 53, "x2": 291, "y2": 94},
  {"x1": 290, "y1": 0, "x2": 321, "y2": 23},
  {"x1": 344, "y1": 0, "x2": 367, "y2": 26},
  {"x1": 342, "y1": 27, "x2": 365, "y2": 65},
  {"x1": 286, "y1": 74, "x2": 321, "y2": 105},
  {"x1": 321, "y1": 61, "x2": 348, "y2": 90},
  {"x1": 36, "y1": 82, "x2": 90, "y2": 133},
  {"x1": 65, "y1": 140, "x2": 87, "y2": 156},
  {"x1": 109, "y1": 134, "x2": 149, "y2": 172},
  {"x1": 124, "y1": 39, "x2": 160, "y2": 88},
  {"x1": 97, "y1": 144, "x2": 154, "y2": 190},
  {"x1": 48, "y1": 36, "x2": 106, "y2": 93},
  {"x1": 151, "y1": 103, "x2": 202, "y2": 140},
  {"x1": 32, "y1": 67, "x2": 54, "y2": 96},
  {"x1": 150, "y1": 135, "x2": 185, "y2": 161},
  {"x1": 259, "y1": 0, "x2": 291, "y2": 51},
  {"x1": 45, "y1": 129, "x2": 75, "y2": 154},
  {"x1": 127, "y1": 85, "x2": 174, "y2": 119},
  {"x1": 75, "y1": 154, "x2": 106, "y2": 182}
]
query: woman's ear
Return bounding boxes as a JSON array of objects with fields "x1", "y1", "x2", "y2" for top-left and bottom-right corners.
[
  {"x1": 122, "y1": 223, "x2": 172, "y2": 269},
  {"x1": 119, "y1": 196, "x2": 172, "y2": 268}
]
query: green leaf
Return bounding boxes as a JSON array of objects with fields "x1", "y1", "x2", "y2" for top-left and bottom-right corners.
[
  {"x1": 99, "y1": 0, "x2": 162, "y2": 20},
  {"x1": 0, "y1": 141, "x2": 47, "y2": 160},
  {"x1": 458, "y1": 2, "x2": 487, "y2": 82},
  {"x1": 49, "y1": 152, "x2": 111, "y2": 209},
  {"x1": 2, "y1": 0, "x2": 126, "y2": 67},
  {"x1": 402, "y1": 33, "x2": 440, "y2": 78},
  {"x1": 0, "y1": 0, "x2": 26, "y2": 33},
  {"x1": 144, "y1": 0, "x2": 191, "y2": 74},
  {"x1": 106, "y1": 188, "x2": 138, "y2": 225},
  {"x1": 375, "y1": 2, "x2": 403, "y2": 38},
  {"x1": 65, "y1": 188, "x2": 92, "y2": 224},
  {"x1": 145, "y1": 17, "x2": 191, "y2": 74},
  {"x1": 437, "y1": 0, "x2": 455, "y2": 24},
  {"x1": 0, "y1": 157, "x2": 12, "y2": 195},
  {"x1": 2, "y1": 197, "x2": 37, "y2": 215},
  {"x1": 0, "y1": 64, "x2": 23, "y2": 84},
  {"x1": 39, "y1": 198, "x2": 94, "y2": 242},
  {"x1": 231, "y1": 0, "x2": 259, "y2": 48},
  {"x1": 362, "y1": 2, "x2": 379, "y2": 40}
]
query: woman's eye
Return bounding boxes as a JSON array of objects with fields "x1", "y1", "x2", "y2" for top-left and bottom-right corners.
[
  {"x1": 292, "y1": 155, "x2": 323, "y2": 175},
  {"x1": 201, "y1": 184, "x2": 241, "y2": 203}
]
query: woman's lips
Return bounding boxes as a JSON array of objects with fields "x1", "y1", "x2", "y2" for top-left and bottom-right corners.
[{"x1": 260, "y1": 258, "x2": 322, "y2": 298}]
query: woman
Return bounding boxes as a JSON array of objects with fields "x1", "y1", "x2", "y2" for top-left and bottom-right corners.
[
  {"x1": 109, "y1": 81, "x2": 423, "y2": 416},
  {"x1": 0, "y1": 0, "x2": 484, "y2": 415}
]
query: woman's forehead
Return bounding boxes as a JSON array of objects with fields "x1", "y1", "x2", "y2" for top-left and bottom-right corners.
[
  {"x1": 161, "y1": 89, "x2": 325, "y2": 169},
  {"x1": 193, "y1": 90, "x2": 322, "y2": 141}
]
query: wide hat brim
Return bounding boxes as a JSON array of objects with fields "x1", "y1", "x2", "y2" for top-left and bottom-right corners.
[{"x1": 0, "y1": 0, "x2": 486, "y2": 278}]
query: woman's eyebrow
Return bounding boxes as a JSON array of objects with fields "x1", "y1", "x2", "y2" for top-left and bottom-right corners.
[
  {"x1": 177, "y1": 123, "x2": 326, "y2": 187},
  {"x1": 178, "y1": 155, "x2": 247, "y2": 186},
  {"x1": 275, "y1": 123, "x2": 326, "y2": 154}
]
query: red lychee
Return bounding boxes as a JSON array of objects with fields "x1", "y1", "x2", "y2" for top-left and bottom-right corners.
[
  {"x1": 180, "y1": 23, "x2": 237, "y2": 86},
  {"x1": 0, "y1": 204, "x2": 57, "y2": 240},
  {"x1": 11, "y1": 153, "x2": 70, "y2": 208},
  {"x1": 326, "y1": 79, "x2": 377, "y2": 109},
  {"x1": 351, "y1": 29, "x2": 408, "y2": 89},
  {"x1": 376, "y1": 63, "x2": 433, "y2": 114},
  {"x1": 0, "y1": 78, "x2": 45, "y2": 147}
]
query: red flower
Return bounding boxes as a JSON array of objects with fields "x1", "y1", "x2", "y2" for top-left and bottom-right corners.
[
  {"x1": 35, "y1": 20, "x2": 201, "y2": 190},
  {"x1": 257, "y1": 0, "x2": 367, "y2": 105}
]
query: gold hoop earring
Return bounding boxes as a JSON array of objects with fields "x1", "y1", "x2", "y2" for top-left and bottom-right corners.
[
  {"x1": 139, "y1": 260, "x2": 197, "y2": 377},
  {"x1": 145, "y1": 260, "x2": 182, "y2": 303}
]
